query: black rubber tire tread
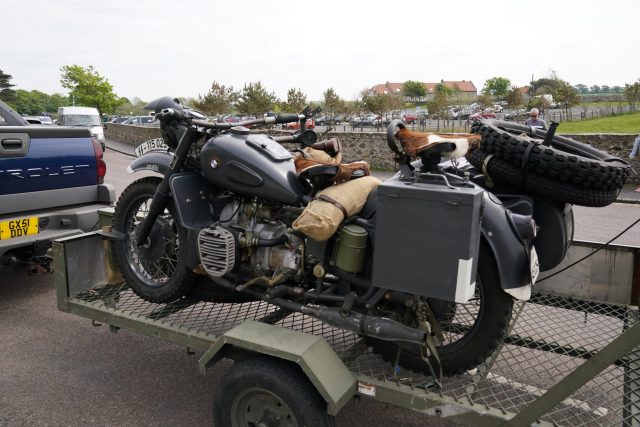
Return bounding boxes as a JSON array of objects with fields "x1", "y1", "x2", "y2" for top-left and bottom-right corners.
[
  {"x1": 467, "y1": 150, "x2": 619, "y2": 207},
  {"x1": 112, "y1": 177, "x2": 195, "y2": 303},
  {"x1": 470, "y1": 120, "x2": 630, "y2": 192},
  {"x1": 367, "y1": 244, "x2": 513, "y2": 377},
  {"x1": 213, "y1": 356, "x2": 336, "y2": 427}
]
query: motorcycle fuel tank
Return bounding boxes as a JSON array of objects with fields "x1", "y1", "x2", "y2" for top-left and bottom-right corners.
[{"x1": 200, "y1": 131, "x2": 304, "y2": 205}]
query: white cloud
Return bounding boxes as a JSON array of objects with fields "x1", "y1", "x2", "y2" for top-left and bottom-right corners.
[{"x1": 3, "y1": 0, "x2": 639, "y2": 102}]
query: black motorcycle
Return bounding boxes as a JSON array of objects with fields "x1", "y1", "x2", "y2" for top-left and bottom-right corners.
[{"x1": 112, "y1": 97, "x2": 625, "y2": 378}]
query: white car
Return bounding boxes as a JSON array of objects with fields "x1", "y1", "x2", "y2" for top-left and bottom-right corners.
[{"x1": 57, "y1": 106, "x2": 105, "y2": 145}]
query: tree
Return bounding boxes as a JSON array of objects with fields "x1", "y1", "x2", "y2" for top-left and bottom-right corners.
[
  {"x1": 574, "y1": 84, "x2": 589, "y2": 94},
  {"x1": 13, "y1": 89, "x2": 40, "y2": 114},
  {"x1": 281, "y1": 87, "x2": 307, "y2": 113},
  {"x1": 362, "y1": 93, "x2": 391, "y2": 117},
  {"x1": 427, "y1": 83, "x2": 452, "y2": 123},
  {"x1": 0, "y1": 69, "x2": 16, "y2": 103},
  {"x1": 402, "y1": 80, "x2": 426, "y2": 102},
  {"x1": 530, "y1": 76, "x2": 562, "y2": 96},
  {"x1": 505, "y1": 87, "x2": 524, "y2": 109},
  {"x1": 477, "y1": 93, "x2": 493, "y2": 109},
  {"x1": 625, "y1": 79, "x2": 640, "y2": 111},
  {"x1": 482, "y1": 77, "x2": 511, "y2": 100},
  {"x1": 553, "y1": 80, "x2": 580, "y2": 118},
  {"x1": 527, "y1": 96, "x2": 550, "y2": 112},
  {"x1": 60, "y1": 65, "x2": 121, "y2": 115},
  {"x1": 114, "y1": 97, "x2": 148, "y2": 116},
  {"x1": 322, "y1": 88, "x2": 342, "y2": 119},
  {"x1": 194, "y1": 81, "x2": 238, "y2": 116},
  {"x1": 590, "y1": 85, "x2": 601, "y2": 93},
  {"x1": 235, "y1": 81, "x2": 278, "y2": 116}
]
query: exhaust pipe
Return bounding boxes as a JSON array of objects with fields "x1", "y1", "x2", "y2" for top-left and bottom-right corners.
[{"x1": 212, "y1": 275, "x2": 426, "y2": 345}]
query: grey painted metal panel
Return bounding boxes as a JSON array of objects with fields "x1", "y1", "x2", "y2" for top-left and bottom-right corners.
[
  {"x1": 0, "y1": 185, "x2": 99, "y2": 214},
  {"x1": 372, "y1": 178, "x2": 484, "y2": 302},
  {"x1": 536, "y1": 240, "x2": 637, "y2": 306}
]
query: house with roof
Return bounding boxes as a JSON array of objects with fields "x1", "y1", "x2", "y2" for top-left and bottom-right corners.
[{"x1": 368, "y1": 80, "x2": 478, "y2": 101}]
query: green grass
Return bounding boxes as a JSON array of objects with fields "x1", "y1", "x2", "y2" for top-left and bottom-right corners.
[
  {"x1": 556, "y1": 112, "x2": 640, "y2": 133},
  {"x1": 579, "y1": 101, "x2": 628, "y2": 107}
]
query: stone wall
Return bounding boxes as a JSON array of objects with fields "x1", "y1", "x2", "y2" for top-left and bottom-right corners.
[
  {"x1": 105, "y1": 123, "x2": 161, "y2": 145},
  {"x1": 105, "y1": 125, "x2": 639, "y2": 183}
]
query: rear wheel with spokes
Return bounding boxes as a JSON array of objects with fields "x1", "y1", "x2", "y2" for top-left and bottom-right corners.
[
  {"x1": 367, "y1": 244, "x2": 514, "y2": 376},
  {"x1": 112, "y1": 177, "x2": 195, "y2": 303}
]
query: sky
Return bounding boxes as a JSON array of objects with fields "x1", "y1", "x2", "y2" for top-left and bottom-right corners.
[{"x1": 3, "y1": 0, "x2": 639, "y2": 103}]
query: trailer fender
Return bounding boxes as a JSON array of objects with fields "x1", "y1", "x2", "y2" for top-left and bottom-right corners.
[{"x1": 198, "y1": 320, "x2": 357, "y2": 415}]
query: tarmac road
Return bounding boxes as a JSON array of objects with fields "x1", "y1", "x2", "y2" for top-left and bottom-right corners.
[
  {"x1": 2, "y1": 139, "x2": 639, "y2": 426},
  {"x1": 0, "y1": 140, "x2": 454, "y2": 426}
]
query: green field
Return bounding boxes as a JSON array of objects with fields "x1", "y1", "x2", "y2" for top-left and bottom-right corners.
[{"x1": 556, "y1": 112, "x2": 640, "y2": 133}]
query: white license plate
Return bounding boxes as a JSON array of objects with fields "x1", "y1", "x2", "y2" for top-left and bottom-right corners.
[{"x1": 134, "y1": 138, "x2": 168, "y2": 157}]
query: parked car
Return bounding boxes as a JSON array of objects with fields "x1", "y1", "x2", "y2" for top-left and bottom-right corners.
[
  {"x1": 402, "y1": 112, "x2": 418, "y2": 124},
  {"x1": 23, "y1": 116, "x2": 53, "y2": 125},
  {"x1": 469, "y1": 110, "x2": 497, "y2": 121},
  {"x1": 350, "y1": 113, "x2": 378, "y2": 127},
  {"x1": 504, "y1": 109, "x2": 529, "y2": 121},
  {"x1": 0, "y1": 100, "x2": 114, "y2": 270},
  {"x1": 109, "y1": 116, "x2": 131, "y2": 124},
  {"x1": 315, "y1": 115, "x2": 343, "y2": 126},
  {"x1": 223, "y1": 115, "x2": 242, "y2": 124},
  {"x1": 285, "y1": 118, "x2": 315, "y2": 130},
  {"x1": 121, "y1": 115, "x2": 157, "y2": 126},
  {"x1": 57, "y1": 106, "x2": 105, "y2": 148},
  {"x1": 416, "y1": 111, "x2": 430, "y2": 125}
]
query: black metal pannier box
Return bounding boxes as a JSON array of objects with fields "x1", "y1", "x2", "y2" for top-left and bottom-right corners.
[{"x1": 372, "y1": 177, "x2": 484, "y2": 303}]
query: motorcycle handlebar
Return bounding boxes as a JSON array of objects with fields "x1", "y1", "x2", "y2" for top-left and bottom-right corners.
[
  {"x1": 274, "y1": 114, "x2": 304, "y2": 124},
  {"x1": 191, "y1": 114, "x2": 304, "y2": 131}
]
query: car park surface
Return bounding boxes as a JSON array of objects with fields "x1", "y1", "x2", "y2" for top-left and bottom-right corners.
[{"x1": 0, "y1": 140, "x2": 455, "y2": 427}]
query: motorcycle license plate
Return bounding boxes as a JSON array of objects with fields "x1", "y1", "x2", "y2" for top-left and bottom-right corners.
[
  {"x1": 530, "y1": 246, "x2": 540, "y2": 285},
  {"x1": 134, "y1": 139, "x2": 168, "y2": 157},
  {"x1": 0, "y1": 217, "x2": 39, "y2": 240}
]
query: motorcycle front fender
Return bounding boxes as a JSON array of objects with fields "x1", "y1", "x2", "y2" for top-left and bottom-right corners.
[
  {"x1": 126, "y1": 151, "x2": 173, "y2": 175},
  {"x1": 481, "y1": 192, "x2": 532, "y2": 292}
]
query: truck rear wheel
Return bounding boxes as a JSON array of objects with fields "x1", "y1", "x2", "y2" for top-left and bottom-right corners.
[
  {"x1": 214, "y1": 356, "x2": 335, "y2": 427},
  {"x1": 112, "y1": 177, "x2": 195, "y2": 303}
]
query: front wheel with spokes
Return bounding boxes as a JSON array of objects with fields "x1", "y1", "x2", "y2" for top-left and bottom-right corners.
[{"x1": 112, "y1": 177, "x2": 195, "y2": 303}]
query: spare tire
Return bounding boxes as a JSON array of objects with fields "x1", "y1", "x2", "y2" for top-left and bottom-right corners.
[
  {"x1": 467, "y1": 150, "x2": 620, "y2": 207},
  {"x1": 467, "y1": 120, "x2": 631, "y2": 204}
]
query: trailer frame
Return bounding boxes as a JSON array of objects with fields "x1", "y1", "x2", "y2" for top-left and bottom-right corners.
[{"x1": 53, "y1": 218, "x2": 640, "y2": 426}]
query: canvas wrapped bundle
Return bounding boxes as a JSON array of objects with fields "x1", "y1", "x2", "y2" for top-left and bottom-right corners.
[{"x1": 292, "y1": 176, "x2": 381, "y2": 241}]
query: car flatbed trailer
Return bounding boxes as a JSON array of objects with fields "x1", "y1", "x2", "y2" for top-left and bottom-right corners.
[{"x1": 53, "y1": 211, "x2": 640, "y2": 426}]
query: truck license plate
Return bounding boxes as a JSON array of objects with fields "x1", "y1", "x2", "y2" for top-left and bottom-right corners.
[
  {"x1": 134, "y1": 138, "x2": 168, "y2": 157},
  {"x1": 0, "y1": 217, "x2": 39, "y2": 240}
]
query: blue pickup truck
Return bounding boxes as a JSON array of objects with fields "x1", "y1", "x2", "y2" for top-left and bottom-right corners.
[{"x1": 0, "y1": 100, "x2": 115, "y2": 270}]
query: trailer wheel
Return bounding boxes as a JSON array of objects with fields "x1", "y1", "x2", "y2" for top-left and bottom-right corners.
[{"x1": 214, "y1": 356, "x2": 335, "y2": 427}]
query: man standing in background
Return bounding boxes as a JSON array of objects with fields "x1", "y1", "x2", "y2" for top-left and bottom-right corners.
[{"x1": 524, "y1": 108, "x2": 547, "y2": 129}]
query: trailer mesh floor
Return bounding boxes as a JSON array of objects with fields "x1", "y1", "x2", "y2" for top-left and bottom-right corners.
[{"x1": 71, "y1": 283, "x2": 639, "y2": 426}]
